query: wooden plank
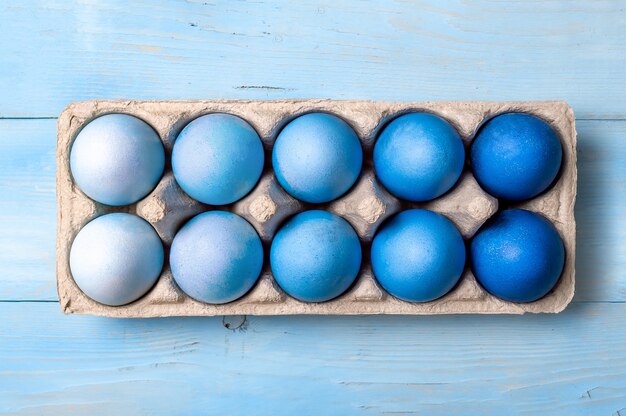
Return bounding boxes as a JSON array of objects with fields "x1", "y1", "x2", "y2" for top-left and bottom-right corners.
[
  {"x1": 1, "y1": 1, "x2": 626, "y2": 119},
  {"x1": 0, "y1": 301, "x2": 624, "y2": 414},
  {"x1": 0, "y1": 118, "x2": 624, "y2": 302}
]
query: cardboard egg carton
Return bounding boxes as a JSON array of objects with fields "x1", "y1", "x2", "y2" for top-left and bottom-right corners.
[{"x1": 57, "y1": 100, "x2": 576, "y2": 317}]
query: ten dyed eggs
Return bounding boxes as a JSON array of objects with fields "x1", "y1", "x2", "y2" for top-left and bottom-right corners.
[
  {"x1": 371, "y1": 209, "x2": 466, "y2": 302},
  {"x1": 471, "y1": 113, "x2": 562, "y2": 201},
  {"x1": 170, "y1": 211, "x2": 263, "y2": 304},
  {"x1": 70, "y1": 113, "x2": 165, "y2": 206},
  {"x1": 270, "y1": 210, "x2": 362, "y2": 302},
  {"x1": 272, "y1": 112, "x2": 363, "y2": 203},
  {"x1": 374, "y1": 112, "x2": 465, "y2": 202},
  {"x1": 172, "y1": 113, "x2": 265, "y2": 205},
  {"x1": 471, "y1": 209, "x2": 565, "y2": 302},
  {"x1": 69, "y1": 213, "x2": 164, "y2": 306}
]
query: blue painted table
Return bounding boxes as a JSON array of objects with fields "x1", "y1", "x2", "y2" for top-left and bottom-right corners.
[{"x1": 1, "y1": 1, "x2": 625, "y2": 414}]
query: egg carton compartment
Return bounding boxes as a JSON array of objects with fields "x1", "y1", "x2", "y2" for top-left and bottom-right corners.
[{"x1": 57, "y1": 100, "x2": 576, "y2": 317}]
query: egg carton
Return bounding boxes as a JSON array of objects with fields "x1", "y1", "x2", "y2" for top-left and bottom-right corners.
[{"x1": 56, "y1": 100, "x2": 576, "y2": 317}]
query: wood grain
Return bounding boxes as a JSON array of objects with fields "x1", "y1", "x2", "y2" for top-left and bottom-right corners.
[
  {"x1": 0, "y1": 302, "x2": 625, "y2": 415},
  {"x1": 0, "y1": 1, "x2": 625, "y2": 119},
  {"x1": 1, "y1": 1, "x2": 625, "y2": 413}
]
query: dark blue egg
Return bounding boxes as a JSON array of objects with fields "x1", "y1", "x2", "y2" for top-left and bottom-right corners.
[
  {"x1": 371, "y1": 209, "x2": 466, "y2": 302},
  {"x1": 172, "y1": 113, "x2": 264, "y2": 205},
  {"x1": 272, "y1": 113, "x2": 363, "y2": 203},
  {"x1": 270, "y1": 210, "x2": 362, "y2": 302},
  {"x1": 170, "y1": 211, "x2": 263, "y2": 304},
  {"x1": 471, "y1": 113, "x2": 562, "y2": 201},
  {"x1": 471, "y1": 209, "x2": 565, "y2": 302},
  {"x1": 373, "y1": 113, "x2": 465, "y2": 202}
]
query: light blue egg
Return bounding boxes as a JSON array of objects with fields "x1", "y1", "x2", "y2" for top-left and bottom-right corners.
[
  {"x1": 471, "y1": 113, "x2": 563, "y2": 201},
  {"x1": 374, "y1": 113, "x2": 465, "y2": 202},
  {"x1": 170, "y1": 211, "x2": 263, "y2": 304},
  {"x1": 172, "y1": 113, "x2": 265, "y2": 205},
  {"x1": 69, "y1": 213, "x2": 164, "y2": 306},
  {"x1": 371, "y1": 209, "x2": 466, "y2": 302},
  {"x1": 270, "y1": 210, "x2": 362, "y2": 302},
  {"x1": 272, "y1": 113, "x2": 363, "y2": 203},
  {"x1": 471, "y1": 209, "x2": 565, "y2": 302},
  {"x1": 70, "y1": 114, "x2": 165, "y2": 206}
]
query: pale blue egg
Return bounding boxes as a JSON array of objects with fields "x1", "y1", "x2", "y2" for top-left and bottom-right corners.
[
  {"x1": 69, "y1": 213, "x2": 164, "y2": 306},
  {"x1": 70, "y1": 114, "x2": 165, "y2": 206},
  {"x1": 371, "y1": 209, "x2": 466, "y2": 302},
  {"x1": 374, "y1": 113, "x2": 465, "y2": 202},
  {"x1": 170, "y1": 211, "x2": 264, "y2": 304},
  {"x1": 270, "y1": 210, "x2": 362, "y2": 302},
  {"x1": 172, "y1": 113, "x2": 265, "y2": 205},
  {"x1": 272, "y1": 113, "x2": 363, "y2": 203}
]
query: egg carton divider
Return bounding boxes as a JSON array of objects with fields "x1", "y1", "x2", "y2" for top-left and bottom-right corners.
[{"x1": 57, "y1": 100, "x2": 576, "y2": 317}]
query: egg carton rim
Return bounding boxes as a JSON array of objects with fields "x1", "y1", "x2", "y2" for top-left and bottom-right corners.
[{"x1": 56, "y1": 99, "x2": 576, "y2": 317}]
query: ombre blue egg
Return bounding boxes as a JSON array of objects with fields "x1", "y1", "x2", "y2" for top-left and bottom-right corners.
[
  {"x1": 371, "y1": 209, "x2": 466, "y2": 302},
  {"x1": 170, "y1": 211, "x2": 263, "y2": 304},
  {"x1": 471, "y1": 113, "x2": 562, "y2": 201},
  {"x1": 69, "y1": 213, "x2": 164, "y2": 306},
  {"x1": 70, "y1": 114, "x2": 165, "y2": 206},
  {"x1": 374, "y1": 113, "x2": 465, "y2": 202},
  {"x1": 471, "y1": 209, "x2": 565, "y2": 303},
  {"x1": 172, "y1": 113, "x2": 264, "y2": 205},
  {"x1": 272, "y1": 113, "x2": 363, "y2": 203},
  {"x1": 270, "y1": 210, "x2": 362, "y2": 302}
]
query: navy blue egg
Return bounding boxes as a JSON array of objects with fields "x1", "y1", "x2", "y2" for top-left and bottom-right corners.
[
  {"x1": 373, "y1": 112, "x2": 465, "y2": 202},
  {"x1": 471, "y1": 113, "x2": 562, "y2": 201},
  {"x1": 270, "y1": 210, "x2": 362, "y2": 302},
  {"x1": 172, "y1": 113, "x2": 264, "y2": 205},
  {"x1": 371, "y1": 209, "x2": 466, "y2": 302},
  {"x1": 70, "y1": 114, "x2": 165, "y2": 206},
  {"x1": 471, "y1": 209, "x2": 565, "y2": 302},
  {"x1": 170, "y1": 211, "x2": 263, "y2": 304},
  {"x1": 272, "y1": 113, "x2": 363, "y2": 203},
  {"x1": 69, "y1": 213, "x2": 164, "y2": 306}
]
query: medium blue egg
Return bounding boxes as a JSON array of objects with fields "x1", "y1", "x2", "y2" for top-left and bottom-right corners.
[
  {"x1": 272, "y1": 113, "x2": 363, "y2": 203},
  {"x1": 70, "y1": 114, "x2": 165, "y2": 206},
  {"x1": 371, "y1": 209, "x2": 466, "y2": 302},
  {"x1": 170, "y1": 211, "x2": 263, "y2": 304},
  {"x1": 471, "y1": 209, "x2": 565, "y2": 302},
  {"x1": 373, "y1": 113, "x2": 465, "y2": 202},
  {"x1": 270, "y1": 210, "x2": 362, "y2": 302},
  {"x1": 69, "y1": 213, "x2": 164, "y2": 306},
  {"x1": 172, "y1": 113, "x2": 265, "y2": 205},
  {"x1": 471, "y1": 113, "x2": 562, "y2": 201}
]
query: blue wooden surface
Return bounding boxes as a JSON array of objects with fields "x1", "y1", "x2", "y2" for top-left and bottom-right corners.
[{"x1": 1, "y1": 1, "x2": 625, "y2": 414}]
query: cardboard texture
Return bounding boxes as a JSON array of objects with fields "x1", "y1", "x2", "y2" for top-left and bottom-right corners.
[{"x1": 57, "y1": 100, "x2": 576, "y2": 317}]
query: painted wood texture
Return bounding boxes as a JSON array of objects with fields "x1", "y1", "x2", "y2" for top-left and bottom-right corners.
[
  {"x1": 1, "y1": 302, "x2": 626, "y2": 415},
  {"x1": 1, "y1": 1, "x2": 626, "y2": 119},
  {"x1": 1, "y1": 0, "x2": 625, "y2": 414}
]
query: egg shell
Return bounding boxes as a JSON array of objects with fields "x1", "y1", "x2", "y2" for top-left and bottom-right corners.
[
  {"x1": 371, "y1": 209, "x2": 466, "y2": 302},
  {"x1": 170, "y1": 211, "x2": 264, "y2": 304},
  {"x1": 70, "y1": 113, "x2": 165, "y2": 206},
  {"x1": 272, "y1": 112, "x2": 363, "y2": 203},
  {"x1": 373, "y1": 112, "x2": 465, "y2": 202},
  {"x1": 471, "y1": 209, "x2": 565, "y2": 302},
  {"x1": 270, "y1": 210, "x2": 362, "y2": 302},
  {"x1": 471, "y1": 112, "x2": 563, "y2": 201},
  {"x1": 69, "y1": 213, "x2": 164, "y2": 306},
  {"x1": 172, "y1": 113, "x2": 265, "y2": 205}
]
